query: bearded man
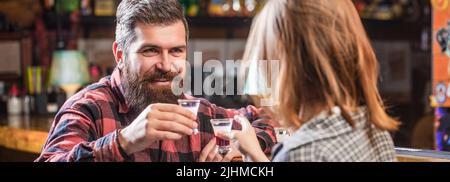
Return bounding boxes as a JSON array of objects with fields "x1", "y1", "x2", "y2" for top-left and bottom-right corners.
[{"x1": 36, "y1": 0, "x2": 276, "y2": 162}]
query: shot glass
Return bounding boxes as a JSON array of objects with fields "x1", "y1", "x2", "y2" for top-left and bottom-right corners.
[
  {"x1": 210, "y1": 118, "x2": 233, "y2": 156},
  {"x1": 178, "y1": 99, "x2": 200, "y2": 134}
]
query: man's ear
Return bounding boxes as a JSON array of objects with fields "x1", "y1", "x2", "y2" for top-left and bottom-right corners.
[{"x1": 112, "y1": 42, "x2": 123, "y2": 65}]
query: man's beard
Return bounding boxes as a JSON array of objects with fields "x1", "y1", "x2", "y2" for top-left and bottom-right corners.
[{"x1": 122, "y1": 62, "x2": 180, "y2": 113}]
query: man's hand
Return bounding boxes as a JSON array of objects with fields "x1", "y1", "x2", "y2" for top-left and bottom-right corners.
[
  {"x1": 198, "y1": 138, "x2": 242, "y2": 162},
  {"x1": 118, "y1": 103, "x2": 198, "y2": 155}
]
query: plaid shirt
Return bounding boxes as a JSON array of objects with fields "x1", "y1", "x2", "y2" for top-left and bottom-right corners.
[
  {"x1": 35, "y1": 69, "x2": 276, "y2": 162},
  {"x1": 271, "y1": 107, "x2": 396, "y2": 162}
]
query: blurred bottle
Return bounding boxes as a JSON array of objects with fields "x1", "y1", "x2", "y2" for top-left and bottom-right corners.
[
  {"x1": 7, "y1": 84, "x2": 22, "y2": 115},
  {"x1": 0, "y1": 82, "x2": 6, "y2": 114},
  {"x1": 374, "y1": 3, "x2": 394, "y2": 20},
  {"x1": 187, "y1": 0, "x2": 200, "y2": 17},
  {"x1": 81, "y1": 0, "x2": 93, "y2": 16},
  {"x1": 46, "y1": 86, "x2": 65, "y2": 114},
  {"x1": 94, "y1": 0, "x2": 116, "y2": 16},
  {"x1": 199, "y1": 0, "x2": 209, "y2": 16},
  {"x1": 391, "y1": 0, "x2": 404, "y2": 18},
  {"x1": 57, "y1": 0, "x2": 80, "y2": 13},
  {"x1": 44, "y1": 0, "x2": 56, "y2": 10},
  {"x1": 242, "y1": 0, "x2": 256, "y2": 17},
  {"x1": 89, "y1": 65, "x2": 102, "y2": 83},
  {"x1": 229, "y1": 0, "x2": 241, "y2": 16},
  {"x1": 421, "y1": 27, "x2": 430, "y2": 51},
  {"x1": 208, "y1": 0, "x2": 227, "y2": 16},
  {"x1": 179, "y1": 0, "x2": 190, "y2": 15},
  {"x1": 353, "y1": 0, "x2": 367, "y2": 15},
  {"x1": 23, "y1": 94, "x2": 31, "y2": 115}
]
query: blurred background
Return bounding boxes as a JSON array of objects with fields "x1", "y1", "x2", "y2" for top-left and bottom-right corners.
[{"x1": 0, "y1": 0, "x2": 441, "y2": 161}]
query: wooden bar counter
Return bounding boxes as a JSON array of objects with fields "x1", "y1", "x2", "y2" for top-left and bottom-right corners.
[{"x1": 0, "y1": 115, "x2": 52, "y2": 155}]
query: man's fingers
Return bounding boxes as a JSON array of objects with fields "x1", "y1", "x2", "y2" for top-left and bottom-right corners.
[
  {"x1": 154, "y1": 120, "x2": 194, "y2": 136},
  {"x1": 152, "y1": 130, "x2": 183, "y2": 141},
  {"x1": 148, "y1": 105, "x2": 198, "y2": 128},
  {"x1": 153, "y1": 104, "x2": 196, "y2": 120},
  {"x1": 153, "y1": 111, "x2": 198, "y2": 129}
]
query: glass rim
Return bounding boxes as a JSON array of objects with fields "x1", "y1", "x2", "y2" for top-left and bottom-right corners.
[
  {"x1": 177, "y1": 99, "x2": 201, "y2": 103},
  {"x1": 210, "y1": 118, "x2": 233, "y2": 123}
]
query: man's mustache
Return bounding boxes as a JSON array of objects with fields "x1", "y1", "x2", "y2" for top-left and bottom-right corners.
[{"x1": 141, "y1": 71, "x2": 179, "y2": 83}]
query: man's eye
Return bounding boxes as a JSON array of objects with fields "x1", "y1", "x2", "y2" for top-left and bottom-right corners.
[
  {"x1": 170, "y1": 48, "x2": 183, "y2": 56},
  {"x1": 142, "y1": 48, "x2": 159, "y2": 56},
  {"x1": 171, "y1": 48, "x2": 182, "y2": 53}
]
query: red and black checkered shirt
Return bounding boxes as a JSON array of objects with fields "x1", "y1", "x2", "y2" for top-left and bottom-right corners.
[{"x1": 35, "y1": 69, "x2": 276, "y2": 162}]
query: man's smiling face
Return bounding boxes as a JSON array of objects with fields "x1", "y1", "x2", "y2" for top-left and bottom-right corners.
[{"x1": 120, "y1": 20, "x2": 187, "y2": 112}]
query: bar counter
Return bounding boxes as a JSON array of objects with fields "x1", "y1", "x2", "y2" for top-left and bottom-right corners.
[{"x1": 0, "y1": 115, "x2": 52, "y2": 154}]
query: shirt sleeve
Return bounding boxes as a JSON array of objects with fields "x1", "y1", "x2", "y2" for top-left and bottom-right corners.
[{"x1": 35, "y1": 105, "x2": 129, "y2": 162}]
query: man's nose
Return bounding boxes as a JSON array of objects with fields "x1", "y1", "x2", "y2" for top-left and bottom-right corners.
[{"x1": 156, "y1": 52, "x2": 172, "y2": 72}]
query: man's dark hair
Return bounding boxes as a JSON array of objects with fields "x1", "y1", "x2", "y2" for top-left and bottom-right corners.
[{"x1": 115, "y1": 0, "x2": 189, "y2": 55}]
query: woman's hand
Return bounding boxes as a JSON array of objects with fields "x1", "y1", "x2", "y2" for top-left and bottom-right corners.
[
  {"x1": 198, "y1": 138, "x2": 243, "y2": 162},
  {"x1": 217, "y1": 115, "x2": 270, "y2": 162}
]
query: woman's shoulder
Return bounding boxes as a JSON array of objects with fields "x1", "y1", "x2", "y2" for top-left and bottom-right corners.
[
  {"x1": 272, "y1": 142, "x2": 323, "y2": 162},
  {"x1": 272, "y1": 107, "x2": 396, "y2": 162},
  {"x1": 274, "y1": 130, "x2": 396, "y2": 162}
]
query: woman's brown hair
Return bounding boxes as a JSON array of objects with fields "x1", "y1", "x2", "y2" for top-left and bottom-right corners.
[{"x1": 243, "y1": 0, "x2": 399, "y2": 130}]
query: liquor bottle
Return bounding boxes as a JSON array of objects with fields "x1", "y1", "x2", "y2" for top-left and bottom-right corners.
[
  {"x1": 81, "y1": 0, "x2": 93, "y2": 16},
  {"x1": 7, "y1": 84, "x2": 22, "y2": 115},
  {"x1": 187, "y1": 0, "x2": 200, "y2": 17},
  {"x1": 208, "y1": 0, "x2": 226, "y2": 16},
  {"x1": 44, "y1": 0, "x2": 55, "y2": 10},
  {"x1": 94, "y1": 0, "x2": 116, "y2": 16},
  {"x1": 179, "y1": 0, "x2": 190, "y2": 15},
  {"x1": 228, "y1": 0, "x2": 241, "y2": 16},
  {"x1": 243, "y1": 0, "x2": 256, "y2": 17},
  {"x1": 57, "y1": 0, "x2": 80, "y2": 12},
  {"x1": 0, "y1": 82, "x2": 6, "y2": 114}
]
